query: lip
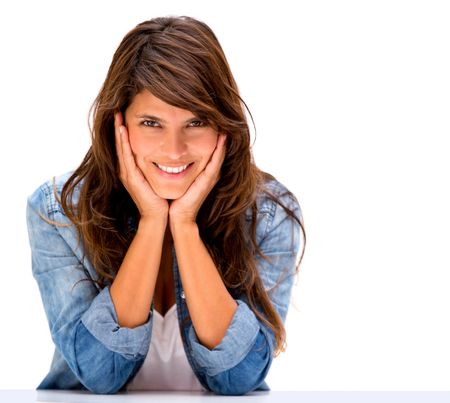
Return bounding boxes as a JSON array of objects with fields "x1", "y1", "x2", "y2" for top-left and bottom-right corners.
[
  {"x1": 154, "y1": 162, "x2": 193, "y2": 167},
  {"x1": 153, "y1": 162, "x2": 194, "y2": 179}
]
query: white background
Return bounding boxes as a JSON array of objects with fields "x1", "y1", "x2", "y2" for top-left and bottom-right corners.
[{"x1": 1, "y1": 0, "x2": 449, "y2": 391}]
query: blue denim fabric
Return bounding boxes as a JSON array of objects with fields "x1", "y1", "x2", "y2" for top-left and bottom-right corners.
[{"x1": 26, "y1": 171, "x2": 303, "y2": 395}]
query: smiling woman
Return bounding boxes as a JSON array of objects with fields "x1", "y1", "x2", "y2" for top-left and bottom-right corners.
[{"x1": 26, "y1": 16, "x2": 306, "y2": 395}]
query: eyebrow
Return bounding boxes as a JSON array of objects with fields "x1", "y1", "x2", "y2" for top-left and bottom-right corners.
[{"x1": 135, "y1": 114, "x2": 198, "y2": 124}]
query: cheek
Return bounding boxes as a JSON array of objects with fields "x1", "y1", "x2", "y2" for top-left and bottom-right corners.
[
  {"x1": 128, "y1": 130, "x2": 154, "y2": 157},
  {"x1": 127, "y1": 130, "x2": 140, "y2": 153},
  {"x1": 197, "y1": 134, "x2": 218, "y2": 160}
]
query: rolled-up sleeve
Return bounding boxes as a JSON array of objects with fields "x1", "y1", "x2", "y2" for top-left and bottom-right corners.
[
  {"x1": 187, "y1": 299, "x2": 260, "y2": 376},
  {"x1": 81, "y1": 286, "x2": 152, "y2": 359},
  {"x1": 26, "y1": 182, "x2": 152, "y2": 393}
]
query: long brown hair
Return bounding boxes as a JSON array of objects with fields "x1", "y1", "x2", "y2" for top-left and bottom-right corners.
[{"x1": 60, "y1": 16, "x2": 306, "y2": 357}]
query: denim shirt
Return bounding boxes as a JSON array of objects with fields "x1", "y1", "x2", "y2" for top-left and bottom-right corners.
[{"x1": 26, "y1": 171, "x2": 303, "y2": 395}]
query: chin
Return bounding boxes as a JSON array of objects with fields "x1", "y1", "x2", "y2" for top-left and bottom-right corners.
[{"x1": 154, "y1": 187, "x2": 188, "y2": 200}]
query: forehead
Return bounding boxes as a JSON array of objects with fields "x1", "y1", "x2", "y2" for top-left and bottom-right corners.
[{"x1": 127, "y1": 90, "x2": 195, "y2": 120}]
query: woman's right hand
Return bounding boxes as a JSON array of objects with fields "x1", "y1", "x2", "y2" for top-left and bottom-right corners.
[{"x1": 114, "y1": 112, "x2": 169, "y2": 221}]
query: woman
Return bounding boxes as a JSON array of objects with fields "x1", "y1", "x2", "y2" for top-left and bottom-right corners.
[{"x1": 26, "y1": 16, "x2": 305, "y2": 395}]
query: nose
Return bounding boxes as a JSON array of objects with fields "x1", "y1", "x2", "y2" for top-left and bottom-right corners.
[{"x1": 160, "y1": 131, "x2": 187, "y2": 160}]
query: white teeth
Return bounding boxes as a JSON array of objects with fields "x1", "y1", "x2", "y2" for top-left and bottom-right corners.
[{"x1": 156, "y1": 163, "x2": 190, "y2": 174}]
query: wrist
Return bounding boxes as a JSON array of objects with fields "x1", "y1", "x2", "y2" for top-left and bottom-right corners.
[
  {"x1": 138, "y1": 215, "x2": 168, "y2": 234},
  {"x1": 169, "y1": 218, "x2": 198, "y2": 237}
]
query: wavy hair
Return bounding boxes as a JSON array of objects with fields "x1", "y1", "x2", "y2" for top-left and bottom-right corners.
[{"x1": 60, "y1": 16, "x2": 306, "y2": 357}]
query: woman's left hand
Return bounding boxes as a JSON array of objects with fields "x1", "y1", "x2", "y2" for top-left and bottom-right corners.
[{"x1": 169, "y1": 134, "x2": 227, "y2": 226}]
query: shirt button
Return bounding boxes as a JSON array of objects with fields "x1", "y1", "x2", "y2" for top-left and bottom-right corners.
[{"x1": 181, "y1": 290, "x2": 185, "y2": 299}]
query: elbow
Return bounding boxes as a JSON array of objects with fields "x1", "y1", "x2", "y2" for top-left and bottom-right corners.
[
  {"x1": 84, "y1": 383, "x2": 122, "y2": 395},
  {"x1": 206, "y1": 331, "x2": 273, "y2": 395},
  {"x1": 78, "y1": 352, "x2": 138, "y2": 394},
  {"x1": 71, "y1": 321, "x2": 142, "y2": 394}
]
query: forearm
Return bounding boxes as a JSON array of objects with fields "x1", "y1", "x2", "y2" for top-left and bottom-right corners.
[
  {"x1": 110, "y1": 216, "x2": 167, "y2": 328},
  {"x1": 171, "y1": 221, "x2": 238, "y2": 349}
]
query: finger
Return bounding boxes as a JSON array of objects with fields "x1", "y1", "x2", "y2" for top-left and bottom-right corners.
[
  {"x1": 118, "y1": 122, "x2": 138, "y2": 175},
  {"x1": 114, "y1": 112, "x2": 122, "y2": 155},
  {"x1": 114, "y1": 112, "x2": 127, "y2": 178},
  {"x1": 217, "y1": 134, "x2": 227, "y2": 162},
  {"x1": 205, "y1": 134, "x2": 227, "y2": 175},
  {"x1": 215, "y1": 134, "x2": 227, "y2": 158},
  {"x1": 115, "y1": 111, "x2": 137, "y2": 178}
]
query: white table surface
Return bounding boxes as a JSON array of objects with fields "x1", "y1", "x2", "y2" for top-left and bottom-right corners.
[{"x1": 2, "y1": 390, "x2": 450, "y2": 403}]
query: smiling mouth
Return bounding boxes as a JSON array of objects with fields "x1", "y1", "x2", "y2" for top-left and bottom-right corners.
[{"x1": 153, "y1": 162, "x2": 194, "y2": 175}]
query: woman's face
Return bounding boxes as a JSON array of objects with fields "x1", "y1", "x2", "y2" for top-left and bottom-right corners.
[{"x1": 124, "y1": 90, "x2": 219, "y2": 200}]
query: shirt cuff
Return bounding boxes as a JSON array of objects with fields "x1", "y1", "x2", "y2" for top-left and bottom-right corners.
[
  {"x1": 81, "y1": 286, "x2": 153, "y2": 359},
  {"x1": 187, "y1": 299, "x2": 260, "y2": 376}
]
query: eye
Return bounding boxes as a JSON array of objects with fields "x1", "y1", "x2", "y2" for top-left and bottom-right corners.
[
  {"x1": 188, "y1": 119, "x2": 206, "y2": 128},
  {"x1": 142, "y1": 120, "x2": 160, "y2": 128}
]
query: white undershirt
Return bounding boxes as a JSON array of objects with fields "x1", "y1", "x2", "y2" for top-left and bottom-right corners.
[{"x1": 126, "y1": 304, "x2": 205, "y2": 391}]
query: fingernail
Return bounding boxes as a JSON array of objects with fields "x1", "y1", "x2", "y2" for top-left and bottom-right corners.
[{"x1": 119, "y1": 126, "x2": 123, "y2": 135}]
